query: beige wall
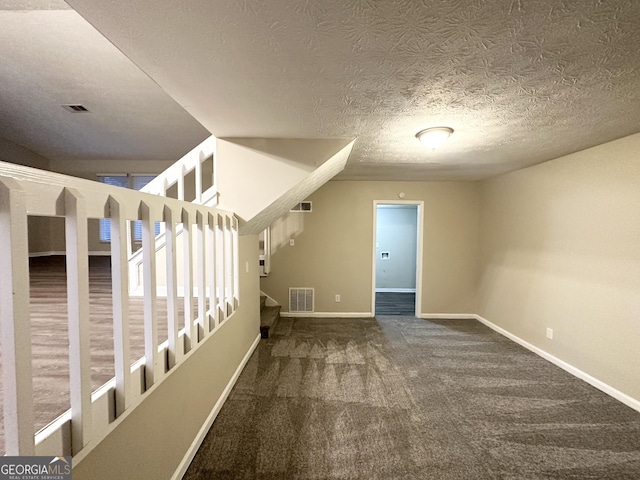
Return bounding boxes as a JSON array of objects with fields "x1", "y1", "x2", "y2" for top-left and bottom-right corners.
[
  {"x1": 261, "y1": 181, "x2": 480, "y2": 315},
  {"x1": 27, "y1": 159, "x2": 175, "y2": 255},
  {"x1": 0, "y1": 136, "x2": 50, "y2": 170},
  {"x1": 2, "y1": 139, "x2": 56, "y2": 255},
  {"x1": 216, "y1": 138, "x2": 320, "y2": 224},
  {"x1": 72, "y1": 234, "x2": 260, "y2": 480},
  {"x1": 478, "y1": 133, "x2": 640, "y2": 401}
]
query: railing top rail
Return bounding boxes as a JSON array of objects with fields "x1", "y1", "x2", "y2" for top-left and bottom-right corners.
[{"x1": 0, "y1": 159, "x2": 230, "y2": 220}]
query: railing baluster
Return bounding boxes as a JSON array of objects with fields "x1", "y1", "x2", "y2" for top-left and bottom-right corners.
[
  {"x1": 225, "y1": 215, "x2": 233, "y2": 316},
  {"x1": 0, "y1": 179, "x2": 35, "y2": 456},
  {"x1": 207, "y1": 212, "x2": 218, "y2": 331},
  {"x1": 177, "y1": 165, "x2": 185, "y2": 202},
  {"x1": 195, "y1": 155, "x2": 203, "y2": 203},
  {"x1": 196, "y1": 211, "x2": 206, "y2": 341},
  {"x1": 232, "y1": 216, "x2": 240, "y2": 310},
  {"x1": 217, "y1": 214, "x2": 227, "y2": 321},
  {"x1": 64, "y1": 188, "x2": 93, "y2": 454},
  {"x1": 164, "y1": 205, "x2": 180, "y2": 367},
  {"x1": 210, "y1": 152, "x2": 216, "y2": 193},
  {"x1": 182, "y1": 209, "x2": 195, "y2": 351},
  {"x1": 140, "y1": 201, "x2": 159, "y2": 389},
  {"x1": 108, "y1": 196, "x2": 131, "y2": 418}
]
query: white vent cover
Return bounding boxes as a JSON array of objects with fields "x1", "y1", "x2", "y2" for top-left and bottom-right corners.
[
  {"x1": 290, "y1": 201, "x2": 312, "y2": 212},
  {"x1": 289, "y1": 287, "x2": 314, "y2": 313}
]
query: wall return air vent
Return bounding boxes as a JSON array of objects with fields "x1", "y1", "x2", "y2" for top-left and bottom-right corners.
[{"x1": 289, "y1": 287, "x2": 314, "y2": 313}]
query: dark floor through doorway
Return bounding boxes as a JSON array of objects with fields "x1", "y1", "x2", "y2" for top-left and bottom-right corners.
[{"x1": 375, "y1": 291, "x2": 415, "y2": 316}]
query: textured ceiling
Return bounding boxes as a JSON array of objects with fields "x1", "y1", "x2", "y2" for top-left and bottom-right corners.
[
  {"x1": 5, "y1": 1, "x2": 640, "y2": 180},
  {"x1": 0, "y1": 4, "x2": 209, "y2": 162}
]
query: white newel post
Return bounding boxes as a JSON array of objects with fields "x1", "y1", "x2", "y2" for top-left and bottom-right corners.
[
  {"x1": 64, "y1": 188, "x2": 93, "y2": 454},
  {"x1": 108, "y1": 196, "x2": 132, "y2": 417},
  {"x1": 0, "y1": 179, "x2": 35, "y2": 455}
]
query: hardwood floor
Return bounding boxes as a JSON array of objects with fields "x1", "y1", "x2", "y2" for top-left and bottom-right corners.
[
  {"x1": 375, "y1": 291, "x2": 416, "y2": 316},
  {"x1": 0, "y1": 255, "x2": 179, "y2": 454}
]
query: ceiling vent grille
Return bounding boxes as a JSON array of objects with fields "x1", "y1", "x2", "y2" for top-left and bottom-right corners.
[
  {"x1": 289, "y1": 287, "x2": 314, "y2": 313},
  {"x1": 62, "y1": 104, "x2": 89, "y2": 113}
]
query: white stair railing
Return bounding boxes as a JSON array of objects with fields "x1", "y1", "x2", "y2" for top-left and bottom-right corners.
[
  {"x1": 0, "y1": 160, "x2": 239, "y2": 457},
  {"x1": 140, "y1": 135, "x2": 218, "y2": 206},
  {"x1": 128, "y1": 135, "x2": 218, "y2": 294}
]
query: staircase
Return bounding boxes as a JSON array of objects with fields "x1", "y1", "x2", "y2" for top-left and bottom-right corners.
[
  {"x1": 0, "y1": 133, "x2": 353, "y2": 461},
  {"x1": 260, "y1": 295, "x2": 281, "y2": 339}
]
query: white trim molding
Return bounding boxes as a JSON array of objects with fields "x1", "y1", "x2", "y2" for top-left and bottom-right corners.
[
  {"x1": 419, "y1": 313, "x2": 477, "y2": 320},
  {"x1": 280, "y1": 312, "x2": 374, "y2": 318},
  {"x1": 171, "y1": 333, "x2": 261, "y2": 480},
  {"x1": 371, "y1": 200, "x2": 424, "y2": 319},
  {"x1": 259, "y1": 291, "x2": 279, "y2": 307},
  {"x1": 473, "y1": 314, "x2": 640, "y2": 414}
]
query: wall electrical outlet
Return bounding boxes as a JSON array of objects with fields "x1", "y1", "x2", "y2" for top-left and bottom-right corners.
[
  {"x1": 289, "y1": 238, "x2": 295, "y2": 246},
  {"x1": 546, "y1": 327, "x2": 553, "y2": 340},
  {"x1": 335, "y1": 294, "x2": 341, "y2": 302}
]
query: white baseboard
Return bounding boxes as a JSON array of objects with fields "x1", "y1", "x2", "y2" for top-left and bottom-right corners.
[
  {"x1": 375, "y1": 288, "x2": 416, "y2": 293},
  {"x1": 171, "y1": 333, "x2": 261, "y2": 480},
  {"x1": 419, "y1": 313, "x2": 477, "y2": 320},
  {"x1": 473, "y1": 314, "x2": 640, "y2": 414},
  {"x1": 280, "y1": 312, "x2": 374, "y2": 318}
]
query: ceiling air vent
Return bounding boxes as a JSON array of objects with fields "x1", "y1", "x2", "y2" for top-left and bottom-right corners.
[
  {"x1": 62, "y1": 104, "x2": 90, "y2": 113},
  {"x1": 289, "y1": 287, "x2": 314, "y2": 313},
  {"x1": 290, "y1": 201, "x2": 312, "y2": 212}
]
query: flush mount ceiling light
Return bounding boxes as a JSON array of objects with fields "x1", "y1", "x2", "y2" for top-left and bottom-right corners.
[{"x1": 415, "y1": 126, "x2": 454, "y2": 149}]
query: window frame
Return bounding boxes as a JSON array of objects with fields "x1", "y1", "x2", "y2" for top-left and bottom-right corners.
[{"x1": 98, "y1": 173, "x2": 159, "y2": 243}]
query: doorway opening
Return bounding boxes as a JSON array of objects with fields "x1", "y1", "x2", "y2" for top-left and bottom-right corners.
[{"x1": 372, "y1": 201, "x2": 423, "y2": 316}]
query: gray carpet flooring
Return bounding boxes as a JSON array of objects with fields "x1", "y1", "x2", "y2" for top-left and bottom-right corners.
[{"x1": 184, "y1": 316, "x2": 640, "y2": 479}]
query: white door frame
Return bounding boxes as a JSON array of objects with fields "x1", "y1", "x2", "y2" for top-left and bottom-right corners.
[{"x1": 371, "y1": 200, "x2": 424, "y2": 316}]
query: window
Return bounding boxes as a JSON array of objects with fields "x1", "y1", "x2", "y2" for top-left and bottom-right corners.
[
  {"x1": 99, "y1": 174, "x2": 159, "y2": 242},
  {"x1": 290, "y1": 201, "x2": 312, "y2": 212}
]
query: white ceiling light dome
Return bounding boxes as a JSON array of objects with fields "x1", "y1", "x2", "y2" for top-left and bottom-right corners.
[{"x1": 416, "y1": 127, "x2": 454, "y2": 150}]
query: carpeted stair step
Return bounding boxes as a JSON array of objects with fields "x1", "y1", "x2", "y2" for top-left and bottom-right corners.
[
  {"x1": 260, "y1": 305, "x2": 280, "y2": 339},
  {"x1": 260, "y1": 295, "x2": 266, "y2": 312}
]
